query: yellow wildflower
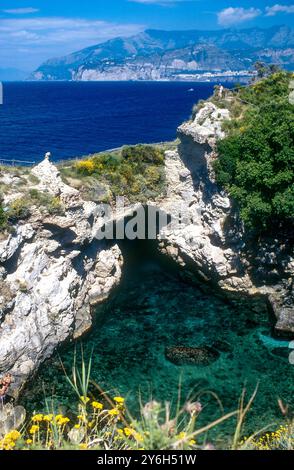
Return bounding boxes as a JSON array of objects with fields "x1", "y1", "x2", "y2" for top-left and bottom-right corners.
[
  {"x1": 80, "y1": 396, "x2": 90, "y2": 404},
  {"x1": 6, "y1": 430, "x2": 21, "y2": 441},
  {"x1": 29, "y1": 425, "x2": 40, "y2": 435},
  {"x1": 177, "y1": 432, "x2": 186, "y2": 440},
  {"x1": 189, "y1": 439, "x2": 196, "y2": 446},
  {"x1": 79, "y1": 443, "x2": 88, "y2": 450},
  {"x1": 26, "y1": 439, "x2": 33, "y2": 445},
  {"x1": 56, "y1": 416, "x2": 70, "y2": 426},
  {"x1": 32, "y1": 414, "x2": 43, "y2": 423},
  {"x1": 124, "y1": 427, "x2": 134, "y2": 437},
  {"x1": 77, "y1": 414, "x2": 87, "y2": 422},
  {"x1": 108, "y1": 409, "x2": 119, "y2": 417},
  {"x1": 43, "y1": 414, "x2": 54, "y2": 422},
  {"x1": 74, "y1": 424, "x2": 81, "y2": 429},
  {"x1": 92, "y1": 401, "x2": 103, "y2": 410},
  {"x1": 113, "y1": 396, "x2": 125, "y2": 404},
  {"x1": 55, "y1": 414, "x2": 64, "y2": 422}
]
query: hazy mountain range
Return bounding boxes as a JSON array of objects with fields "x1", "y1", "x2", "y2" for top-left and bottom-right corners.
[{"x1": 32, "y1": 26, "x2": 294, "y2": 81}]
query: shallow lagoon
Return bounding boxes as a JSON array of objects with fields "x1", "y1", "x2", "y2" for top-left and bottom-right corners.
[{"x1": 22, "y1": 240, "x2": 294, "y2": 444}]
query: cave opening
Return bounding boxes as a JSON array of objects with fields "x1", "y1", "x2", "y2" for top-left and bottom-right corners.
[{"x1": 21, "y1": 206, "x2": 294, "y2": 442}]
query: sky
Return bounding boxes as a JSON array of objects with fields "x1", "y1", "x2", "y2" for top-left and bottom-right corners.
[{"x1": 0, "y1": 0, "x2": 293, "y2": 71}]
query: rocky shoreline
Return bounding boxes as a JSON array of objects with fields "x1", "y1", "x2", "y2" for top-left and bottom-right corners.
[{"x1": 0, "y1": 98, "x2": 293, "y2": 398}]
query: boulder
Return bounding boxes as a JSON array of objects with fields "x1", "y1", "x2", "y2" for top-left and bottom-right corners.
[{"x1": 165, "y1": 346, "x2": 220, "y2": 366}]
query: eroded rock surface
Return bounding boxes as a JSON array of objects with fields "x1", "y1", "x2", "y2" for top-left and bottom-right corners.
[
  {"x1": 0, "y1": 160, "x2": 123, "y2": 395},
  {"x1": 158, "y1": 102, "x2": 294, "y2": 335}
]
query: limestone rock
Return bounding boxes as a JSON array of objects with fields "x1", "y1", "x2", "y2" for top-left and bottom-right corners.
[
  {"x1": 0, "y1": 404, "x2": 26, "y2": 437},
  {"x1": 0, "y1": 159, "x2": 123, "y2": 396}
]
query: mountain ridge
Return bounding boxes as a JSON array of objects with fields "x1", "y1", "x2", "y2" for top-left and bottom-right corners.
[{"x1": 32, "y1": 26, "x2": 294, "y2": 81}]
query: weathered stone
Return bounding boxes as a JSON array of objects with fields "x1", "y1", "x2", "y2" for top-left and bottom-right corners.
[{"x1": 0, "y1": 160, "x2": 123, "y2": 396}]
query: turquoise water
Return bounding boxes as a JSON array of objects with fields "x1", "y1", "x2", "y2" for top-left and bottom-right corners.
[{"x1": 22, "y1": 240, "x2": 294, "y2": 444}]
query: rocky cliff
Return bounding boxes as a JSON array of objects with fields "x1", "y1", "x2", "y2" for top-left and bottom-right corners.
[
  {"x1": 0, "y1": 100, "x2": 293, "y2": 397},
  {"x1": 0, "y1": 159, "x2": 123, "y2": 396}
]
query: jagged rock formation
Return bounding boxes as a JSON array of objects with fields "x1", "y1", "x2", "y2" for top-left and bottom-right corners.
[
  {"x1": 0, "y1": 159, "x2": 122, "y2": 396},
  {"x1": 0, "y1": 100, "x2": 293, "y2": 396},
  {"x1": 157, "y1": 102, "x2": 294, "y2": 335}
]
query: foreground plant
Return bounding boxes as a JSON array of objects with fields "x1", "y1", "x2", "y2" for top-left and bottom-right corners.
[
  {"x1": 0, "y1": 394, "x2": 238, "y2": 451},
  {"x1": 240, "y1": 423, "x2": 294, "y2": 450},
  {"x1": 1, "y1": 352, "x2": 291, "y2": 451}
]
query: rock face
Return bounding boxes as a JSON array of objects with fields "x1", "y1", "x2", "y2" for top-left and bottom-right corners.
[
  {"x1": 0, "y1": 99, "x2": 293, "y2": 396},
  {"x1": 0, "y1": 159, "x2": 123, "y2": 396},
  {"x1": 158, "y1": 101, "x2": 294, "y2": 335}
]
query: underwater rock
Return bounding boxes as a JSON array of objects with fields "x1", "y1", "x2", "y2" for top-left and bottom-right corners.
[{"x1": 165, "y1": 346, "x2": 219, "y2": 366}]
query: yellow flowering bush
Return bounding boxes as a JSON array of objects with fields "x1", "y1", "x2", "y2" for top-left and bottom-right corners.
[
  {"x1": 241, "y1": 424, "x2": 294, "y2": 451},
  {"x1": 0, "y1": 430, "x2": 21, "y2": 450},
  {"x1": 75, "y1": 160, "x2": 96, "y2": 175}
]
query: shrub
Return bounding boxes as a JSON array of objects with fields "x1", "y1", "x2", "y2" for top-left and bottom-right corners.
[
  {"x1": 214, "y1": 72, "x2": 294, "y2": 233},
  {"x1": 9, "y1": 198, "x2": 31, "y2": 220},
  {"x1": 75, "y1": 146, "x2": 166, "y2": 202},
  {"x1": 121, "y1": 145, "x2": 164, "y2": 166},
  {"x1": 240, "y1": 424, "x2": 294, "y2": 450},
  {"x1": 0, "y1": 201, "x2": 7, "y2": 230},
  {"x1": 75, "y1": 160, "x2": 96, "y2": 175}
]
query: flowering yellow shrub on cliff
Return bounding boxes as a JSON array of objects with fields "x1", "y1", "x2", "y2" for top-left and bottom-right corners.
[{"x1": 75, "y1": 160, "x2": 95, "y2": 175}]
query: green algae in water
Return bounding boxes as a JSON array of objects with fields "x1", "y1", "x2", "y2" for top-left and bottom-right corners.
[{"x1": 22, "y1": 241, "x2": 294, "y2": 444}]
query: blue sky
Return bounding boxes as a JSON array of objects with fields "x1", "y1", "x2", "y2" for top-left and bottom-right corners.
[{"x1": 0, "y1": 0, "x2": 294, "y2": 71}]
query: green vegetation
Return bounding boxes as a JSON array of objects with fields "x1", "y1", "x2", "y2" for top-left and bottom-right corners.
[
  {"x1": 70, "y1": 144, "x2": 166, "y2": 203},
  {"x1": 214, "y1": 72, "x2": 294, "y2": 233},
  {"x1": 8, "y1": 191, "x2": 64, "y2": 222},
  {"x1": 0, "y1": 200, "x2": 7, "y2": 230},
  {"x1": 0, "y1": 190, "x2": 64, "y2": 232}
]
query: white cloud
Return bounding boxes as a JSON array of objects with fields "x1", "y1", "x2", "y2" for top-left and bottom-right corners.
[
  {"x1": 3, "y1": 8, "x2": 39, "y2": 14},
  {"x1": 0, "y1": 17, "x2": 144, "y2": 70},
  {"x1": 265, "y1": 4, "x2": 294, "y2": 16},
  {"x1": 217, "y1": 7, "x2": 262, "y2": 26}
]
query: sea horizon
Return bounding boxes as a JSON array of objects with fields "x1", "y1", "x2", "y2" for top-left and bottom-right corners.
[{"x1": 0, "y1": 81, "x2": 233, "y2": 163}]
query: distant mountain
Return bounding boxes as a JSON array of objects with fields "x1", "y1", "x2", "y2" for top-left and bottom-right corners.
[
  {"x1": 0, "y1": 68, "x2": 28, "y2": 81},
  {"x1": 32, "y1": 26, "x2": 294, "y2": 81}
]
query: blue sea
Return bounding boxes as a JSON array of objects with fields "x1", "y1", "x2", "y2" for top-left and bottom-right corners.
[{"x1": 0, "y1": 81, "x2": 224, "y2": 163}]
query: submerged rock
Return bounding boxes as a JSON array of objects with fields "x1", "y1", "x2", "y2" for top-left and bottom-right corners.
[{"x1": 165, "y1": 346, "x2": 219, "y2": 366}]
